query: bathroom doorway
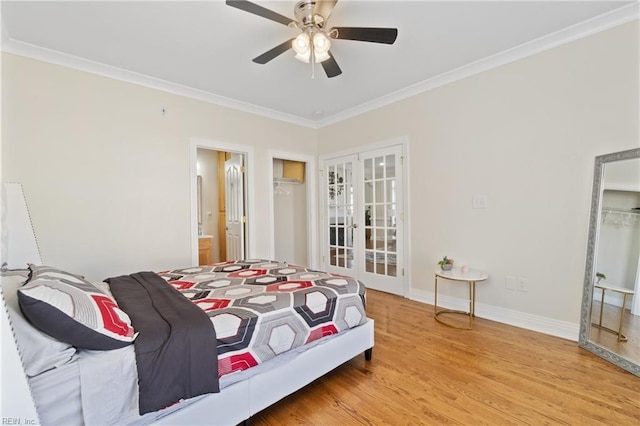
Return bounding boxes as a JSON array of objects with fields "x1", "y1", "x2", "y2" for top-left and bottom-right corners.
[{"x1": 191, "y1": 138, "x2": 254, "y2": 265}]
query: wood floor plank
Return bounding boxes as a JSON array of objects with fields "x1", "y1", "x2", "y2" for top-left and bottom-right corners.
[{"x1": 252, "y1": 290, "x2": 640, "y2": 425}]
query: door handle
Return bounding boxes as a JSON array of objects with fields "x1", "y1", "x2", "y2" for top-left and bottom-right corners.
[{"x1": 352, "y1": 223, "x2": 358, "y2": 229}]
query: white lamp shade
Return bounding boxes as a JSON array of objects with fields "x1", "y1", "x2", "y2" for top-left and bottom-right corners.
[
  {"x1": 292, "y1": 31, "x2": 331, "y2": 63},
  {"x1": 293, "y1": 33, "x2": 311, "y2": 63},
  {"x1": 313, "y1": 32, "x2": 331, "y2": 54}
]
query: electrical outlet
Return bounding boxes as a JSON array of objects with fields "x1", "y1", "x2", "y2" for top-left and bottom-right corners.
[
  {"x1": 517, "y1": 278, "x2": 528, "y2": 292},
  {"x1": 505, "y1": 276, "x2": 517, "y2": 290}
]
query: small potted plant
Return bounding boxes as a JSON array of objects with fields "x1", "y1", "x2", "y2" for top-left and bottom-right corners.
[
  {"x1": 596, "y1": 272, "x2": 606, "y2": 284},
  {"x1": 438, "y1": 256, "x2": 454, "y2": 271}
]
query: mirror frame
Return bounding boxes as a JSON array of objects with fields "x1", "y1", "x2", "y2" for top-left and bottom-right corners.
[{"x1": 579, "y1": 147, "x2": 640, "y2": 377}]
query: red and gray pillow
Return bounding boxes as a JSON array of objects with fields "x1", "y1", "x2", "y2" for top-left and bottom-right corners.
[{"x1": 18, "y1": 265, "x2": 136, "y2": 350}]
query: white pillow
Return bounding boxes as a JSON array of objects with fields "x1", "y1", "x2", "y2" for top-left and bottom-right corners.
[
  {"x1": 19, "y1": 266, "x2": 137, "y2": 350},
  {"x1": 1, "y1": 271, "x2": 76, "y2": 377}
]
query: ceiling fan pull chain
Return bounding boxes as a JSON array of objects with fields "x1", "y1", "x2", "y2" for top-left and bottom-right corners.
[{"x1": 310, "y1": 45, "x2": 316, "y2": 79}]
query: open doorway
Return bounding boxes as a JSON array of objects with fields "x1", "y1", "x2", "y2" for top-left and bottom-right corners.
[
  {"x1": 272, "y1": 158, "x2": 307, "y2": 265},
  {"x1": 191, "y1": 138, "x2": 254, "y2": 266},
  {"x1": 268, "y1": 151, "x2": 318, "y2": 269}
]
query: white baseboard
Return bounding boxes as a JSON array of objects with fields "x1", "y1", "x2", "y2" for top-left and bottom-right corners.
[{"x1": 407, "y1": 289, "x2": 579, "y2": 342}]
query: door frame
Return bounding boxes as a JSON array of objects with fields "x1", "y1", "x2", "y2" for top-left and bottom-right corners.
[
  {"x1": 319, "y1": 136, "x2": 411, "y2": 296},
  {"x1": 267, "y1": 150, "x2": 319, "y2": 269},
  {"x1": 190, "y1": 137, "x2": 255, "y2": 265}
]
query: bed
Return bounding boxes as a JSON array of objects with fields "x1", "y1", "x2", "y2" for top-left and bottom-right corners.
[{"x1": 0, "y1": 183, "x2": 374, "y2": 425}]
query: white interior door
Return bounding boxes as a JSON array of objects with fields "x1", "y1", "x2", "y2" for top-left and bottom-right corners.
[
  {"x1": 324, "y1": 156, "x2": 358, "y2": 276},
  {"x1": 322, "y1": 145, "x2": 405, "y2": 296},
  {"x1": 225, "y1": 153, "x2": 245, "y2": 260},
  {"x1": 359, "y1": 146, "x2": 404, "y2": 295}
]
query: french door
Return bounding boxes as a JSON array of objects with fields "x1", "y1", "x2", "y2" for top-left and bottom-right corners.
[{"x1": 323, "y1": 145, "x2": 404, "y2": 296}]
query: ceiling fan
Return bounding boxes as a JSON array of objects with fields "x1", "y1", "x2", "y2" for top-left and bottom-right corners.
[{"x1": 226, "y1": 0, "x2": 398, "y2": 78}]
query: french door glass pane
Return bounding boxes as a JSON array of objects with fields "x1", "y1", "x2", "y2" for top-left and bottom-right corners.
[
  {"x1": 363, "y1": 153, "x2": 397, "y2": 278},
  {"x1": 364, "y1": 158, "x2": 373, "y2": 181},
  {"x1": 328, "y1": 160, "x2": 354, "y2": 270}
]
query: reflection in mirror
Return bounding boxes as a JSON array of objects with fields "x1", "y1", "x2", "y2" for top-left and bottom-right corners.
[{"x1": 580, "y1": 148, "x2": 640, "y2": 376}]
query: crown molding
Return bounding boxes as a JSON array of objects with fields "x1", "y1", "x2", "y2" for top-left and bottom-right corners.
[
  {"x1": 0, "y1": 39, "x2": 317, "y2": 129},
  {"x1": 315, "y1": 2, "x2": 640, "y2": 128},
  {"x1": 1, "y1": 3, "x2": 638, "y2": 130}
]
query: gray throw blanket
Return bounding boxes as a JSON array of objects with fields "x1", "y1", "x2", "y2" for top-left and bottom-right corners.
[{"x1": 106, "y1": 271, "x2": 219, "y2": 415}]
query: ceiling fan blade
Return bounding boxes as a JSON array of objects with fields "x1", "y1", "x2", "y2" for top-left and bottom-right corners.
[
  {"x1": 252, "y1": 39, "x2": 294, "y2": 64},
  {"x1": 313, "y1": 0, "x2": 338, "y2": 23},
  {"x1": 321, "y1": 52, "x2": 342, "y2": 78},
  {"x1": 330, "y1": 27, "x2": 398, "y2": 44},
  {"x1": 226, "y1": 0, "x2": 293, "y2": 26}
]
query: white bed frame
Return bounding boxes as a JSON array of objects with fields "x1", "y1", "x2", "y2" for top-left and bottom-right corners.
[{"x1": 0, "y1": 183, "x2": 375, "y2": 425}]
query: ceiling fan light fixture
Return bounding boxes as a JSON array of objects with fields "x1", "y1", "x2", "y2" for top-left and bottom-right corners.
[
  {"x1": 313, "y1": 31, "x2": 330, "y2": 54},
  {"x1": 293, "y1": 32, "x2": 310, "y2": 62},
  {"x1": 228, "y1": 0, "x2": 397, "y2": 77},
  {"x1": 293, "y1": 30, "x2": 330, "y2": 63},
  {"x1": 313, "y1": 32, "x2": 331, "y2": 62}
]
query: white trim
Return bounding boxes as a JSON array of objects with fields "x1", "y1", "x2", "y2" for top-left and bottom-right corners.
[
  {"x1": 267, "y1": 151, "x2": 319, "y2": 269},
  {"x1": 190, "y1": 138, "x2": 256, "y2": 265},
  {"x1": 2, "y1": 4, "x2": 637, "y2": 129},
  {"x1": 401, "y1": 140, "x2": 411, "y2": 296},
  {"x1": 408, "y1": 289, "x2": 580, "y2": 342}
]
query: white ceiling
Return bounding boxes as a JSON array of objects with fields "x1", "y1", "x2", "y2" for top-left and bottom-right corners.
[{"x1": 1, "y1": 1, "x2": 638, "y2": 128}]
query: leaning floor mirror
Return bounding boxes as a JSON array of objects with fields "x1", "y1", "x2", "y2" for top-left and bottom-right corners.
[{"x1": 579, "y1": 147, "x2": 640, "y2": 376}]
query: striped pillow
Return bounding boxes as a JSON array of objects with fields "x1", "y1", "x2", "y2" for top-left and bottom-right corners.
[{"x1": 18, "y1": 266, "x2": 136, "y2": 350}]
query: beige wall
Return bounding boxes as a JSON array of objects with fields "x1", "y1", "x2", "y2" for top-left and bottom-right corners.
[
  {"x1": 317, "y1": 21, "x2": 639, "y2": 324},
  {"x1": 1, "y1": 54, "x2": 317, "y2": 280},
  {"x1": 273, "y1": 178, "x2": 308, "y2": 265}
]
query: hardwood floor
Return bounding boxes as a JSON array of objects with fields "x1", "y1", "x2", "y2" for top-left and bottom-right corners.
[{"x1": 252, "y1": 290, "x2": 640, "y2": 425}]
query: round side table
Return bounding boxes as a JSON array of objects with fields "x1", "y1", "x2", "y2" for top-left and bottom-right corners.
[{"x1": 434, "y1": 267, "x2": 488, "y2": 330}]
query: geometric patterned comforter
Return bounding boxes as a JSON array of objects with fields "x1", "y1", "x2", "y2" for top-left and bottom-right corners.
[{"x1": 156, "y1": 259, "x2": 367, "y2": 378}]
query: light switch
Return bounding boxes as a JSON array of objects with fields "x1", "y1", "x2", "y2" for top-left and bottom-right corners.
[{"x1": 472, "y1": 195, "x2": 488, "y2": 209}]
